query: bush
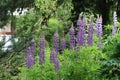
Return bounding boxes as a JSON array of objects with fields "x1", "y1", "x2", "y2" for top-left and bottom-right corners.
[
  {"x1": 59, "y1": 46, "x2": 104, "y2": 80},
  {"x1": 18, "y1": 45, "x2": 106, "y2": 80},
  {"x1": 100, "y1": 33, "x2": 120, "y2": 79}
]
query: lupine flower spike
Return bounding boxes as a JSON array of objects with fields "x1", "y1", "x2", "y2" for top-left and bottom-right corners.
[
  {"x1": 53, "y1": 49, "x2": 60, "y2": 71},
  {"x1": 50, "y1": 48, "x2": 60, "y2": 71},
  {"x1": 96, "y1": 16, "x2": 102, "y2": 49},
  {"x1": 82, "y1": 16, "x2": 87, "y2": 28},
  {"x1": 50, "y1": 48, "x2": 55, "y2": 63},
  {"x1": 77, "y1": 17, "x2": 82, "y2": 27},
  {"x1": 82, "y1": 16, "x2": 86, "y2": 45},
  {"x1": 112, "y1": 11, "x2": 117, "y2": 35},
  {"x1": 53, "y1": 30, "x2": 59, "y2": 55},
  {"x1": 77, "y1": 17, "x2": 85, "y2": 46},
  {"x1": 69, "y1": 23, "x2": 75, "y2": 50},
  {"x1": 26, "y1": 50, "x2": 35, "y2": 68},
  {"x1": 60, "y1": 33, "x2": 66, "y2": 53},
  {"x1": 96, "y1": 16, "x2": 102, "y2": 37},
  {"x1": 25, "y1": 42, "x2": 36, "y2": 68},
  {"x1": 54, "y1": 55, "x2": 60, "y2": 71},
  {"x1": 39, "y1": 32, "x2": 45, "y2": 65},
  {"x1": 31, "y1": 38, "x2": 36, "y2": 57},
  {"x1": 88, "y1": 18, "x2": 94, "y2": 45}
]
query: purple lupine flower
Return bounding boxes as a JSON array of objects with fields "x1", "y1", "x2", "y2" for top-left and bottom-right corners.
[
  {"x1": 69, "y1": 23, "x2": 75, "y2": 49},
  {"x1": 82, "y1": 16, "x2": 87, "y2": 41},
  {"x1": 50, "y1": 48, "x2": 60, "y2": 71},
  {"x1": 82, "y1": 16, "x2": 86, "y2": 27},
  {"x1": 26, "y1": 53, "x2": 35, "y2": 68},
  {"x1": 39, "y1": 32, "x2": 45, "y2": 65},
  {"x1": 76, "y1": 17, "x2": 85, "y2": 46},
  {"x1": 53, "y1": 48, "x2": 60, "y2": 71},
  {"x1": 50, "y1": 48, "x2": 55, "y2": 63},
  {"x1": 60, "y1": 34, "x2": 66, "y2": 52},
  {"x1": 54, "y1": 56, "x2": 60, "y2": 71},
  {"x1": 96, "y1": 16, "x2": 102, "y2": 49},
  {"x1": 112, "y1": 11, "x2": 117, "y2": 35},
  {"x1": 77, "y1": 17, "x2": 82, "y2": 27},
  {"x1": 30, "y1": 38, "x2": 36, "y2": 61},
  {"x1": 25, "y1": 46, "x2": 35, "y2": 68},
  {"x1": 53, "y1": 30, "x2": 59, "y2": 54},
  {"x1": 88, "y1": 20, "x2": 94, "y2": 45},
  {"x1": 96, "y1": 16, "x2": 102, "y2": 37},
  {"x1": 77, "y1": 26, "x2": 84, "y2": 46},
  {"x1": 77, "y1": 16, "x2": 86, "y2": 27}
]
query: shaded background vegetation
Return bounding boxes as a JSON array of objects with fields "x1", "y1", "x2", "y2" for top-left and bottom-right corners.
[{"x1": 0, "y1": 0, "x2": 120, "y2": 27}]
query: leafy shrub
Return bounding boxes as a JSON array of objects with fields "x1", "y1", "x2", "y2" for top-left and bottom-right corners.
[
  {"x1": 100, "y1": 33, "x2": 120, "y2": 79},
  {"x1": 18, "y1": 45, "x2": 106, "y2": 80},
  {"x1": 59, "y1": 46, "x2": 104, "y2": 80},
  {"x1": 0, "y1": 52, "x2": 24, "y2": 80}
]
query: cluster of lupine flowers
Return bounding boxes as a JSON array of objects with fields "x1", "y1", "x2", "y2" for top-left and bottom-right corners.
[
  {"x1": 25, "y1": 11, "x2": 117, "y2": 70},
  {"x1": 24, "y1": 39, "x2": 36, "y2": 68},
  {"x1": 39, "y1": 32, "x2": 45, "y2": 65},
  {"x1": 25, "y1": 31, "x2": 60, "y2": 71}
]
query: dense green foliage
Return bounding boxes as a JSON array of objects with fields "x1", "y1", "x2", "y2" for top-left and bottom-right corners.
[
  {"x1": 18, "y1": 46, "x2": 104, "y2": 80},
  {"x1": 59, "y1": 46, "x2": 103, "y2": 80},
  {"x1": 100, "y1": 33, "x2": 120, "y2": 79}
]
